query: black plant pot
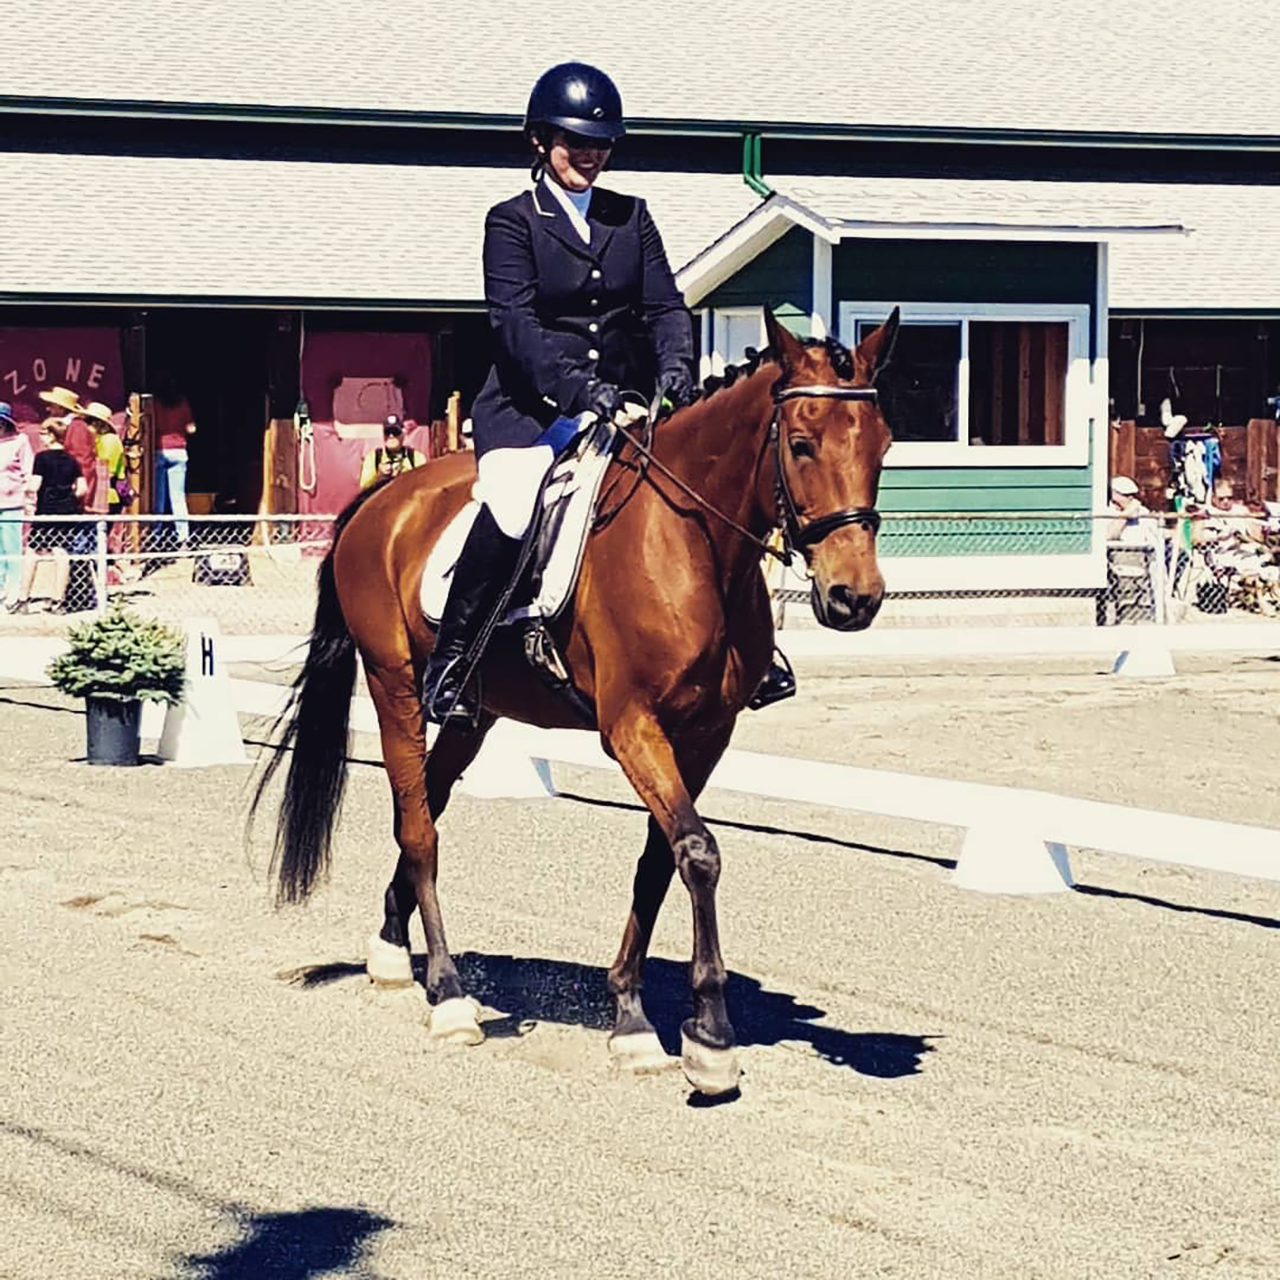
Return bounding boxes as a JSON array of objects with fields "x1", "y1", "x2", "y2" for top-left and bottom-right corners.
[{"x1": 85, "y1": 696, "x2": 142, "y2": 766}]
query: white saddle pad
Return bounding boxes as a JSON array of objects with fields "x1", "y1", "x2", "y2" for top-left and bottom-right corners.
[{"x1": 420, "y1": 416, "x2": 619, "y2": 625}]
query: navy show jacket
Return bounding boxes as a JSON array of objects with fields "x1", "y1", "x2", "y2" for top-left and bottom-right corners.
[{"x1": 470, "y1": 181, "x2": 694, "y2": 456}]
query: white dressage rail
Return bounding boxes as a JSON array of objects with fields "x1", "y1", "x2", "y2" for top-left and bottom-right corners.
[
  {"x1": 775, "y1": 621, "x2": 1280, "y2": 660},
  {"x1": 221, "y1": 677, "x2": 1280, "y2": 889},
  {"x1": 4, "y1": 637, "x2": 1276, "y2": 892}
]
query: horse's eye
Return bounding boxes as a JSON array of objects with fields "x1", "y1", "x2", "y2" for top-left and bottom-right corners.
[{"x1": 789, "y1": 436, "x2": 815, "y2": 460}]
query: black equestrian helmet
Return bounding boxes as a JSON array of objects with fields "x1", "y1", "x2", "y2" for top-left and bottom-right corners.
[{"x1": 525, "y1": 62, "x2": 625, "y2": 141}]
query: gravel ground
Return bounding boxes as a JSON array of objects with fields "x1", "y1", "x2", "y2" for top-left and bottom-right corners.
[{"x1": 2, "y1": 654, "x2": 1278, "y2": 1279}]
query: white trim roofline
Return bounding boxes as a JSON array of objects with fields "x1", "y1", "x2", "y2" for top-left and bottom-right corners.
[{"x1": 677, "y1": 190, "x2": 1187, "y2": 306}]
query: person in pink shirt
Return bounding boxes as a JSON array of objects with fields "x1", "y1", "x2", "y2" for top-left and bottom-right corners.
[{"x1": 0, "y1": 402, "x2": 34, "y2": 609}]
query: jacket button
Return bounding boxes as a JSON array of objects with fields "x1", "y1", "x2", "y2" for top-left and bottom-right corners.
[
  {"x1": 588, "y1": 348, "x2": 600, "y2": 360},
  {"x1": 589, "y1": 298, "x2": 599, "y2": 308},
  {"x1": 591, "y1": 268, "x2": 602, "y2": 279},
  {"x1": 588, "y1": 322, "x2": 599, "y2": 333}
]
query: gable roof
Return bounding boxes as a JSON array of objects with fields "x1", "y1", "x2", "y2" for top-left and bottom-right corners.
[
  {"x1": 678, "y1": 176, "x2": 1280, "y2": 314},
  {"x1": 4, "y1": 1, "x2": 1279, "y2": 143},
  {"x1": 677, "y1": 177, "x2": 1186, "y2": 304}
]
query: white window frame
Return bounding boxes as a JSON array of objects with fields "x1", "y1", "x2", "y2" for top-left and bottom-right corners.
[
  {"x1": 838, "y1": 301, "x2": 1092, "y2": 467},
  {"x1": 707, "y1": 306, "x2": 767, "y2": 380}
]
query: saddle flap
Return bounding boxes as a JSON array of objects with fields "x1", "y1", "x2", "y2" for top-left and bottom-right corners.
[{"x1": 421, "y1": 416, "x2": 618, "y2": 626}]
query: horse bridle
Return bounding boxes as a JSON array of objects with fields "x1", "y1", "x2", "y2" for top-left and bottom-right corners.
[
  {"x1": 604, "y1": 380, "x2": 884, "y2": 569},
  {"x1": 770, "y1": 383, "x2": 883, "y2": 563}
]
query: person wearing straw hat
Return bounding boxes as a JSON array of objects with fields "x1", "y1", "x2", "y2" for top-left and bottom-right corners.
[
  {"x1": 11, "y1": 417, "x2": 85, "y2": 613},
  {"x1": 0, "y1": 402, "x2": 34, "y2": 610},
  {"x1": 82, "y1": 401, "x2": 130, "y2": 581},
  {"x1": 37, "y1": 385, "x2": 81, "y2": 420},
  {"x1": 38, "y1": 386, "x2": 99, "y2": 510},
  {"x1": 81, "y1": 401, "x2": 124, "y2": 509}
]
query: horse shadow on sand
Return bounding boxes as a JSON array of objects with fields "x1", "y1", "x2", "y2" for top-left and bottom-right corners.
[
  {"x1": 285, "y1": 952, "x2": 935, "y2": 1080},
  {"x1": 178, "y1": 1206, "x2": 392, "y2": 1280}
]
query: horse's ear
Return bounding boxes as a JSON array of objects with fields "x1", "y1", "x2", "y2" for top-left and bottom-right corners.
[
  {"x1": 855, "y1": 306, "x2": 901, "y2": 382},
  {"x1": 763, "y1": 307, "x2": 804, "y2": 368}
]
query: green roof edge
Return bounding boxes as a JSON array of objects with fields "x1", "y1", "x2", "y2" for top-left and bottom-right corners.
[{"x1": 5, "y1": 94, "x2": 1280, "y2": 151}]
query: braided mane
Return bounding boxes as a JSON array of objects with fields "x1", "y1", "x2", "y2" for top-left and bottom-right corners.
[{"x1": 696, "y1": 334, "x2": 857, "y2": 402}]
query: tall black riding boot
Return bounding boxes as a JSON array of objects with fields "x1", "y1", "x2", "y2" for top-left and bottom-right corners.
[{"x1": 422, "y1": 505, "x2": 523, "y2": 726}]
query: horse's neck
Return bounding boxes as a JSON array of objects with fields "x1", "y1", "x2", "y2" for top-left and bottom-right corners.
[{"x1": 655, "y1": 364, "x2": 777, "y2": 550}]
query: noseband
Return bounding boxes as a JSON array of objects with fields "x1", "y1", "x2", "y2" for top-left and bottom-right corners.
[{"x1": 771, "y1": 384, "x2": 883, "y2": 560}]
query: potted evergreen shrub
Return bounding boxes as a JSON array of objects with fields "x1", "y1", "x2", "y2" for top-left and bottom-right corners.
[{"x1": 46, "y1": 604, "x2": 186, "y2": 766}]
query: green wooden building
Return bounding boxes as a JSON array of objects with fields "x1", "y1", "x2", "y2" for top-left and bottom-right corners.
[{"x1": 677, "y1": 179, "x2": 1183, "y2": 592}]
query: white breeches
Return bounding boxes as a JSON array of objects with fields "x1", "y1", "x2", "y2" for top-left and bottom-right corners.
[{"x1": 472, "y1": 445, "x2": 556, "y2": 539}]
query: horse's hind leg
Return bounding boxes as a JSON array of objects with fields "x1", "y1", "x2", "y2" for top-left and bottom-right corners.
[
  {"x1": 370, "y1": 714, "x2": 496, "y2": 985},
  {"x1": 606, "y1": 815, "x2": 676, "y2": 1072},
  {"x1": 364, "y1": 661, "x2": 489, "y2": 1045}
]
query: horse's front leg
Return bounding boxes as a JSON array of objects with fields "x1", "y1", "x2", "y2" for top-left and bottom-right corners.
[{"x1": 604, "y1": 709, "x2": 740, "y2": 1096}]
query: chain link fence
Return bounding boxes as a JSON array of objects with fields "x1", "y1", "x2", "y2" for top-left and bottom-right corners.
[
  {"x1": 1, "y1": 509, "x2": 1278, "y2": 637},
  {"x1": 0, "y1": 513, "x2": 335, "y2": 636}
]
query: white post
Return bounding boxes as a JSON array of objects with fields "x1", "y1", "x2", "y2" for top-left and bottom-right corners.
[
  {"x1": 158, "y1": 616, "x2": 249, "y2": 767},
  {"x1": 811, "y1": 237, "x2": 833, "y2": 340},
  {"x1": 94, "y1": 519, "x2": 108, "y2": 616}
]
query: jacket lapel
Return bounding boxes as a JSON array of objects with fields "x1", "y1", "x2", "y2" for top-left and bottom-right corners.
[{"x1": 531, "y1": 183, "x2": 597, "y2": 263}]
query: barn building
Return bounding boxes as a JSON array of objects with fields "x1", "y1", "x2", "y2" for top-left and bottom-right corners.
[{"x1": 3, "y1": 2, "x2": 1278, "y2": 589}]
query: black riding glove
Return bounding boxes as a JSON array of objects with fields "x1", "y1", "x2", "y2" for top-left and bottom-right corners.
[
  {"x1": 657, "y1": 366, "x2": 695, "y2": 410},
  {"x1": 579, "y1": 378, "x2": 624, "y2": 423}
]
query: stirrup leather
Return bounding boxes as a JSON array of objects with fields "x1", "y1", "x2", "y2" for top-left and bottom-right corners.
[
  {"x1": 423, "y1": 653, "x2": 482, "y2": 727},
  {"x1": 522, "y1": 620, "x2": 596, "y2": 724}
]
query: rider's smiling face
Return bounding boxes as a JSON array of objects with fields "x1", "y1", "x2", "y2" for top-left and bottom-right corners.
[{"x1": 544, "y1": 129, "x2": 612, "y2": 192}]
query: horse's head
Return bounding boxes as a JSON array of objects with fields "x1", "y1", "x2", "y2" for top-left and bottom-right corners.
[{"x1": 765, "y1": 306, "x2": 900, "y2": 631}]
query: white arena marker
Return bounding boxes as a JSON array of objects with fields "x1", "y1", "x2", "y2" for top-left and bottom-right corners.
[
  {"x1": 1112, "y1": 641, "x2": 1177, "y2": 678},
  {"x1": 158, "y1": 617, "x2": 249, "y2": 768},
  {"x1": 952, "y1": 825, "x2": 1075, "y2": 895},
  {"x1": 455, "y1": 719, "x2": 555, "y2": 800}
]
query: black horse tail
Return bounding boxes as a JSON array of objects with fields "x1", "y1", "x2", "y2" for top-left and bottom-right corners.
[{"x1": 249, "y1": 488, "x2": 381, "y2": 905}]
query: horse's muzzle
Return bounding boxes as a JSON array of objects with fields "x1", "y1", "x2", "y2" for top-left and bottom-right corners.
[{"x1": 811, "y1": 580, "x2": 883, "y2": 632}]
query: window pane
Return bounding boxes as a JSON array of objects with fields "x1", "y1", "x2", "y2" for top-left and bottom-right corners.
[
  {"x1": 712, "y1": 314, "x2": 763, "y2": 374},
  {"x1": 969, "y1": 321, "x2": 1068, "y2": 446},
  {"x1": 861, "y1": 321, "x2": 960, "y2": 443}
]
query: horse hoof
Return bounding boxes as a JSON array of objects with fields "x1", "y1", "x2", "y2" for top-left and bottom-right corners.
[
  {"x1": 365, "y1": 933, "x2": 414, "y2": 988},
  {"x1": 427, "y1": 996, "x2": 485, "y2": 1046},
  {"x1": 681, "y1": 1029, "x2": 741, "y2": 1096},
  {"x1": 608, "y1": 1030, "x2": 677, "y2": 1075}
]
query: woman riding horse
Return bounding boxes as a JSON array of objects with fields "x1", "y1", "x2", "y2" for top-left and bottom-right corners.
[{"x1": 421, "y1": 61, "x2": 795, "y2": 724}]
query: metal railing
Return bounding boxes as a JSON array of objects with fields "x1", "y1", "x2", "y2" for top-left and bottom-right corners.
[
  {"x1": 0, "y1": 510, "x2": 1276, "y2": 637},
  {"x1": 0, "y1": 513, "x2": 336, "y2": 634}
]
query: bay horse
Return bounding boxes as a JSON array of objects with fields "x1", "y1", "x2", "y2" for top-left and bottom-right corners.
[{"x1": 253, "y1": 307, "x2": 900, "y2": 1096}]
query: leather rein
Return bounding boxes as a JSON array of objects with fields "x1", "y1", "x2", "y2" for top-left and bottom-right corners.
[{"x1": 607, "y1": 382, "x2": 883, "y2": 568}]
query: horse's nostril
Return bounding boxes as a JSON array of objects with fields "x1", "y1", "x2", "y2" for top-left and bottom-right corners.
[
  {"x1": 826, "y1": 584, "x2": 856, "y2": 617},
  {"x1": 825, "y1": 585, "x2": 879, "y2": 623}
]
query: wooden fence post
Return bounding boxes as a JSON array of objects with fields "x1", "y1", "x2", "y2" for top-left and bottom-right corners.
[
  {"x1": 1109, "y1": 418, "x2": 1136, "y2": 484},
  {"x1": 1246, "y1": 417, "x2": 1280, "y2": 505}
]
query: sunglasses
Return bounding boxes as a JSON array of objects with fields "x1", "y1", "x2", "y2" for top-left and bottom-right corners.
[{"x1": 560, "y1": 130, "x2": 614, "y2": 152}]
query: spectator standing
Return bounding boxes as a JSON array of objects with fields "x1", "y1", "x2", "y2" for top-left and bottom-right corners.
[
  {"x1": 83, "y1": 401, "x2": 128, "y2": 580},
  {"x1": 359, "y1": 415, "x2": 425, "y2": 491},
  {"x1": 0, "y1": 402, "x2": 34, "y2": 610},
  {"x1": 152, "y1": 373, "x2": 196, "y2": 549},
  {"x1": 12, "y1": 419, "x2": 86, "y2": 613}
]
